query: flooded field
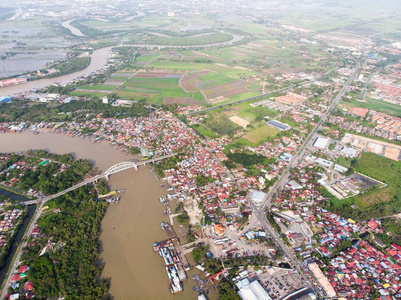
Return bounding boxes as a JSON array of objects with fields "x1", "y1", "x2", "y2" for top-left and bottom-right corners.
[
  {"x1": 0, "y1": 20, "x2": 72, "y2": 78},
  {"x1": 0, "y1": 47, "x2": 112, "y2": 95}
]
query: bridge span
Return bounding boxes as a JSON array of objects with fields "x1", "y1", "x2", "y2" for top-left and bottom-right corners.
[{"x1": 20, "y1": 153, "x2": 177, "y2": 206}]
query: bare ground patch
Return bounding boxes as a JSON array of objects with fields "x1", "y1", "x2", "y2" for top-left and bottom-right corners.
[
  {"x1": 181, "y1": 70, "x2": 210, "y2": 92},
  {"x1": 163, "y1": 97, "x2": 200, "y2": 105},
  {"x1": 201, "y1": 80, "x2": 249, "y2": 99}
]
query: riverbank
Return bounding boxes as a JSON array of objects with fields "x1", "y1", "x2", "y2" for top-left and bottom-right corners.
[
  {"x1": 0, "y1": 131, "x2": 205, "y2": 299},
  {"x1": 0, "y1": 189, "x2": 36, "y2": 288},
  {"x1": 0, "y1": 47, "x2": 112, "y2": 95},
  {"x1": 61, "y1": 19, "x2": 86, "y2": 37}
]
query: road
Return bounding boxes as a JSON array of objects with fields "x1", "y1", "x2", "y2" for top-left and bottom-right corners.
[
  {"x1": 184, "y1": 66, "x2": 340, "y2": 116},
  {"x1": 0, "y1": 154, "x2": 176, "y2": 298},
  {"x1": 252, "y1": 63, "x2": 361, "y2": 297}
]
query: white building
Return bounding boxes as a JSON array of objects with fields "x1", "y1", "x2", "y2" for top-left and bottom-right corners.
[
  {"x1": 236, "y1": 278, "x2": 272, "y2": 300},
  {"x1": 250, "y1": 191, "x2": 266, "y2": 206},
  {"x1": 313, "y1": 137, "x2": 330, "y2": 150}
]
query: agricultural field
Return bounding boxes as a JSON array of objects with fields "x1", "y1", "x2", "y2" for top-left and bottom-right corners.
[
  {"x1": 69, "y1": 90, "x2": 109, "y2": 98},
  {"x1": 137, "y1": 32, "x2": 234, "y2": 46},
  {"x1": 115, "y1": 75, "x2": 205, "y2": 105},
  {"x1": 76, "y1": 84, "x2": 116, "y2": 91}
]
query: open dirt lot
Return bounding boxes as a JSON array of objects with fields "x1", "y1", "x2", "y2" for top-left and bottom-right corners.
[
  {"x1": 201, "y1": 80, "x2": 249, "y2": 100},
  {"x1": 181, "y1": 70, "x2": 210, "y2": 92},
  {"x1": 229, "y1": 116, "x2": 249, "y2": 128},
  {"x1": 164, "y1": 97, "x2": 200, "y2": 105}
]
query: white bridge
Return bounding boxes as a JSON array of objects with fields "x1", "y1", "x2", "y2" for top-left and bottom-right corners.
[
  {"x1": 104, "y1": 152, "x2": 177, "y2": 178},
  {"x1": 20, "y1": 153, "x2": 177, "y2": 206},
  {"x1": 104, "y1": 161, "x2": 138, "y2": 178}
]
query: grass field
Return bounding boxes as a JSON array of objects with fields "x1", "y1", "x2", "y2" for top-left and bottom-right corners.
[
  {"x1": 192, "y1": 124, "x2": 218, "y2": 138},
  {"x1": 349, "y1": 97, "x2": 401, "y2": 117},
  {"x1": 243, "y1": 124, "x2": 279, "y2": 144},
  {"x1": 114, "y1": 77, "x2": 205, "y2": 105},
  {"x1": 327, "y1": 153, "x2": 401, "y2": 220},
  {"x1": 222, "y1": 102, "x2": 280, "y2": 123},
  {"x1": 77, "y1": 85, "x2": 116, "y2": 91},
  {"x1": 139, "y1": 32, "x2": 233, "y2": 46},
  {"x1": 69, "y1": 90, "x2": 108, "y2": 98}
]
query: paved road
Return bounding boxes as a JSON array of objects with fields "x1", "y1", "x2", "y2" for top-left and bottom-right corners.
[
  {"x1": 262, "y1": 63, "x2": 361, "y2": 211},
  {"x1": 0, "y1": 154, "x2": 176, "y2": 298},
  {"x1": 184, "y1": 66, "x2": 340, "y2": 116},
  {"x1": 252, "y1": 63, "x2": 361, "y2": 297}
]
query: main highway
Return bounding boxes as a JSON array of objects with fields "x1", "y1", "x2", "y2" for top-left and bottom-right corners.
[{"x1": 252, "y1": 63, "x2": 361, "y2": 298}]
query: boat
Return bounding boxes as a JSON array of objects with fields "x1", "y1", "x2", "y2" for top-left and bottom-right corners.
[
  {"x1": 161, "y1": 222, "x2": 168, "y2": 231},
  {"x1": 105, "y1": 196, "x2": 120, "y2": 204},
  {"x1": 166, "y1": 265, "x2": 183, "y2": 294},
  {"x1": 153, "y1": 239, "x2": 169, "y2": 251}
]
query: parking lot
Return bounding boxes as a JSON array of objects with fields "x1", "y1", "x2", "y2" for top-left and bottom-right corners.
[
  {"x1": 203, "y1": 224, "x2": 276, "y2": 259},
  {"x1": 253, "y1": 99, "x2": 291, "y2": 112},
  {"x1": 259, "y1": 269, "x2": 304, "y2": 299}
]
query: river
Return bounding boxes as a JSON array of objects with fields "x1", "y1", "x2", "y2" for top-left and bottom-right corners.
[
  {"x1": 0, "y1": 189, "x2": 36, "y2": 286},
  {"x1": 61, "y1": 19, "x2": 86, "y2": 37},
  {"x1": 0, "y1": 47, "x2": 112, "y2": 96},
  {"x1": 0, "y1": 132, "x2": 206, "y2": 299},
  {"x1": 125, "y1": 33, "x2": 244, "y2": 49}
]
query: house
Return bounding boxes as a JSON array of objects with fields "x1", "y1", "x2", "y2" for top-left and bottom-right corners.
[{"x1": 214, "y1": 224, "x2": 226, "y2": 236}]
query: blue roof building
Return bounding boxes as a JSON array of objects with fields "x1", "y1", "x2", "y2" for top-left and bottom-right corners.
[{"x1": 0, "y1": 96, "x2": 12, "y2": 103}]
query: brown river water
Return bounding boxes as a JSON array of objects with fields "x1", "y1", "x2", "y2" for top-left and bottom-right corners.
[{"x1": 0, "y1": 132, "x2": 207, "y2": 300}]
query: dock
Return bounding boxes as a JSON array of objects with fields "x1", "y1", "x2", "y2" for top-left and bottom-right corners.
[
  {"x1": 162, "y1": 222, "x2": 177, "y2": 239},
  {"x1": 153, "y1": 239, "x2": 187, "y2": 294}
]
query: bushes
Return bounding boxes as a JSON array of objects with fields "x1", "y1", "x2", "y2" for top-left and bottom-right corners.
[
  {"x1": 28, "y1": 186, "x2": 109, "y2": 298},
  {"x1": 192, "y1": 244, "x2": 209, "y2": 264}
]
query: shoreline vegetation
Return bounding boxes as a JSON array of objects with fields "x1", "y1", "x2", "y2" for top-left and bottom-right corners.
[{"x1": 0, "y1": 150, "x2": 110, "y2": 298}]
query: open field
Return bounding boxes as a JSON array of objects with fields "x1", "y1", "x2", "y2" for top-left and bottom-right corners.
[
  {"x1": 136, "y1": 32, "x2": 233, "y2": 46},
  {"x1": 205, "y1": 115, "x2": 242, "y2": 137},
  {"x1": 114, "y1": 77, "x2": 205, "y2": 105},
  {"x1": 327, "y1": 153, "x2": 401, "y2": 220},
  {"x1": 349, "y1": 97, "x2": 401, "y2": 117},
  {"x1": 222, "y1": 102, "x2": 280, "y2": 123},
  {"x1": 133, "y1": 71, "x2": 182, "y2": 78},
  {"x1": 201, "y1": 80, "x2": 250, "y2": 100},
  {"x1": 163, "y1": 97, "x2": 203, "y2": 106},
  {"x1": 181, "y1": 70, "x2": 210, "y2": 92},
  {"x1": 191, "y1": 124, "x2": 218, "y2": 138},
  {"x1": 229, "y1": 116, "x2": 249, "y2": 128},
  {"x1": 242, "y1": 124, "x2": 279, "y2": 144},
  {"x1": 77, "y1": 84, "x2": 116, "y2": 91},
  {"x1": 69, "y1": 90, "x2": 108, "y2": 98}
]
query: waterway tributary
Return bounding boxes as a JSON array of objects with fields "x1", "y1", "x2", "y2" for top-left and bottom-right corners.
[
  {"x1": 0, "y1": 189, "x2": 36, "y2": 286},
  {"x1": 0, "y1": 132, "x2": 209, "y2": 299}
]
